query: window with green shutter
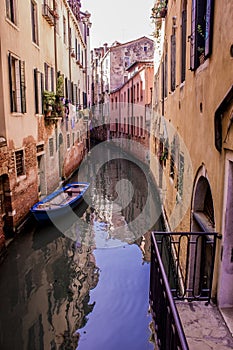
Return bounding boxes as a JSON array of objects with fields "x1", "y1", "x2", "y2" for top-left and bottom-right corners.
[{"x1": 8, "y1": 53, "x2": 26, "y2": 113}]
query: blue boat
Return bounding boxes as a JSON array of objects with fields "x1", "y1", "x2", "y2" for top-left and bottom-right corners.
[{"x1": 30, "y1": 182, "x2": 89, "y2": 223}]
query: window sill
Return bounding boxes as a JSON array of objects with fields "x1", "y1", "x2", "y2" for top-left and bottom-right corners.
[
  {"x1": 32, "y1": 42, "x2": 40, "y2": 50},
  {"x1": 5, "y1": 18, "x2": 19, "y2": 31},
  {"x1": 16, "y1": 175, "x2": 26, "y2": 183},
  {"x1": 196, "y1": 58, "x2": 209, "y2": 74},
  {"x1": 11, "y1": 112, "x2": 24, "y2": 117}
]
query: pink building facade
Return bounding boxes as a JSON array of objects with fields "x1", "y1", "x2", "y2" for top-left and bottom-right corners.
[{"x1": 109, "y1": 61, "x2": 154, "y2": 162}]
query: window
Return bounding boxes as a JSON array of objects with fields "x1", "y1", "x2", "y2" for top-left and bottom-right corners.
[
  {"x1": 75, "y1": 38, "x2": 78, "y2": 60},
  {"x1": 8, "y1": 54, "x2": 26, "y2": 113},
  {"x1": 140, "y1": 116, "x2": 143, "y2": 137},
  {"x1": 177, "y1": 154, "x2": 184, "y2": 197},
  {"x1": 31, "y1": 1, "x2": 39, "y2": 45},
  {"x1": 124, "y1": 56, "x2": 130, "y2": 68},
  {"x1": 171, "y1": 34, "x2": 176, "y2": 92},
  {"x1": 15, "y1": 150, "x2": 25, "y2": 177},
  {"x1": 78, "y1": 44, "x2": 81, "y2": 62},
  {"x1": 67, "y1": 134, "x2": 70, "y2": 149},
  {"x1": 44, "y1": 63, "x2": 54, "y2": 91},
  {"x1": 0, "y1": 188, "x2": 5, "y2": 216},
  {"x1": 63, "y1": 16, "x2": 66, "y2": 44},
  {"x1": 190, "y1": 0, "x2": 214, "y2": 70},
  {"x1": 6, "y1": 0, "x2": 16, "y2": 24},
  {"x1": 170, "y1": 144, "x2": 175, "y2": 179},
  {"x1": 49, "y1": 138, "x2": 54, "y2": 157},
  {"x1": 140, "y1": 81, "x2": 143, "y2": 101}
]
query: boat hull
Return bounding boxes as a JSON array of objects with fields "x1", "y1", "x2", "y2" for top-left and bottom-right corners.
[{"x1": 30, "y1": 182, "x2": 89, "y2": 224}]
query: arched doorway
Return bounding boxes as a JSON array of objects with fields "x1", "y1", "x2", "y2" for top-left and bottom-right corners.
[
  {"x1": 219, "y1": 153, "x2": 233, "y2": 308},
  {"x1": 192, "y1": 175, "x2": 215, "y2": 232},
  {"x1": 190, "y1": 170, "x2": 215, "y2": 298},
  {"x1": 0, "y1": 174, "x2": 13, "y2": 239}
]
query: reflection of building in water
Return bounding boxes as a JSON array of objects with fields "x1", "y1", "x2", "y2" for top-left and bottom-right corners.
[
  {"x1": 0, "y1": 230, "x2": 99, "y2": 349},
  {"x1": 90, "y1": 156, "x2": 161, "y2": 245}
]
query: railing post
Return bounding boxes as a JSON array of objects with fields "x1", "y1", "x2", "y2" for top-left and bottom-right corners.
[{"x1": 150, "y1": 232, "x2": 189, "y2": 350}]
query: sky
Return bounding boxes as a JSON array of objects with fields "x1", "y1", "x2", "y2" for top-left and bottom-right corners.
[{"x1": 82, "y1": 0, "x2": 155, "y2": 49}]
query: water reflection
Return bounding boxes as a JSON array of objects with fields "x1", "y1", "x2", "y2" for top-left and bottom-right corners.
[
  {"x1": 0, "y1": 146, "x2": 161, "y2": 349},
  {"x1": 0, "y1": 221, "x2": 99, "y2": 349}
]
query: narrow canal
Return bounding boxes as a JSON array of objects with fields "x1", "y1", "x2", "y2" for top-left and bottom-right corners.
[{"x1": 0, "y1": 142, "x2": 162, "y2": 350}]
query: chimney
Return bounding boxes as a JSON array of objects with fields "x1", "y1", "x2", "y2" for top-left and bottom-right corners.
[{"x1": 104, "y1": 43, "x2": 108, "y2": 53}]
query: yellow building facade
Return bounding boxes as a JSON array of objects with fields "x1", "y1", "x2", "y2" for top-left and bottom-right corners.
[
  {"x1": 0, "y1": 0, "x2": 91, "y2": 258},
  {"x1": 150, "y1": 0, "x2": 233, "y2": 309}
]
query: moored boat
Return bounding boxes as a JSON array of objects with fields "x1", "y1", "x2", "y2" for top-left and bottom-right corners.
[{"x1": 30, "y1": 182, "x2": 89, "y2": 223}]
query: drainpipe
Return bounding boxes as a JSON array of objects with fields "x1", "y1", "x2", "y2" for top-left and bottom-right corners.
[
  {"x1": 53, "y1": 0, "x2": 58, "y2": 82},
  {"x1": 67, "y1": 11, "x2": 72, "y2": 86}
]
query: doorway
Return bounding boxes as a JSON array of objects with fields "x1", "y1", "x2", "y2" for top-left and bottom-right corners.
[{"x1": 219, "y1": 158, "x2": 233, "y2": 308}]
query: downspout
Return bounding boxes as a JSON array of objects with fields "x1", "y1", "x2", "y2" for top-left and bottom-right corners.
[
  {"x1": 119, "y1": 89, "x2": 121, "y2": 136},
  {"x1": 67, "y1": 11, "x2": 72, "y2": 85},
  {"x1": 53, "y1": 0, "x2": 58, "y2": 81}
]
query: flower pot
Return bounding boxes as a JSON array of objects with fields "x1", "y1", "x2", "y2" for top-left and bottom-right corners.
[
  {"x1": 159, "y1": 8, "x2": 167, "y2": 18},
  {"x1": 199, "y1": 52, "x2": 205, "y2": 65}
]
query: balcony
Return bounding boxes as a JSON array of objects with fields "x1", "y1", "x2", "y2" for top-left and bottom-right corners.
[
  {"x1": 150, "y1": 231, "x2": 219, "y2": 349},
  {"x1": 42, "y1": 4, "x2": 55, "y2": 26}
]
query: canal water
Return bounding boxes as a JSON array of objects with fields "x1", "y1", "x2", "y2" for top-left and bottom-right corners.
[{"x1": 0, "y1": 143, "x2": 162, "y2": 349}]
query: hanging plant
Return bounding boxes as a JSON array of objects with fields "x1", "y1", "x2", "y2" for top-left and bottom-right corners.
[
  {"x1": 151, "y1": 1, "x2": 167, "y2": 19},
  {"x1": 56, "y1": 75, "x2": 64, "y2": 98},
  {"x1": 43, "y1": 90, "x2": 56, "y2": 114}
]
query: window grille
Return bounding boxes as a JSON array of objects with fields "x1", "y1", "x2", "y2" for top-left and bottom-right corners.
[
  {"x1": 15, "y1": 150, "x2": 24, "y2": 176},
  {"x1": 49, "y1": 138, "x2": 54, "y2": 157},
  {"x1": 67, "y1": 134, "x2": 70, "y2": 149}
]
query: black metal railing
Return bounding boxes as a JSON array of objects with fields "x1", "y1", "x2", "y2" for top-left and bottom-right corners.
[
  {"x1": 42, "y1": 4, "x2": 55, "y2": 26},
  {"x1": 153, "y1": 231, "x2": 218, "y2": 302},
  {"x1": 149, "y1": 231, "x2": 219, "y2": 350},
  {"x1": 150, "y1": 233, "x2": 189, "y2": 350}
]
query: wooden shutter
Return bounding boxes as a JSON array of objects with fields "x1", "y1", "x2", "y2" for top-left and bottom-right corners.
[
  {"x1": 181, "y1": 8, "x2": 187, "y2": 82},
  {"x1": 44, "y1": 63, "x2": 48, "y2": 90},
  {"x1": 8, "y1": 53, "x2": 13, "y2": 112},
  {"x1": 65, "y1": 77, "x2": 68, "y2": 99},
  {"x1": 34, "y1": 68, "x2": 39, "y2": 114},
  {"x1": 41, "y1": 72, "x2": 44, "y2": 113},
  {"x1": 78, "y1": 44, "x2": 80, "y2": 62},
  {"x1": 205, "y1": 0, "x2": 214, "y2": 57},
  {"x1": 83, "y1": 92, "x2": 87, "y2": 109},
  {"x1": 51, "y1": 67, "x2": 54, "y2": 91},
  {"x1": 171, "y1": 34, "x2": 176, "y2": 92},
  {"x1": 190, "y1": 0, "x2": 197, "y2": 71},
  {"x1": 20, "y1": 60, "x2": 26, "y2": 113},
  {"x1": 164, "y1": 52, "x2": 168, "y2": 97}
]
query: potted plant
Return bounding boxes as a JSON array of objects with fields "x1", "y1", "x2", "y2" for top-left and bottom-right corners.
[
  {"x1": 151, "y1": 1, "x2": 167, "y2": 19},
  {"x1": 55, "y1": 75, "x2": 65, "y2": 117},
  {"x1": 43, "y1": 90, "x2": 56, "y2": 116},
  {"x1": 197, "y1": 24, "x2": 205, "y2": 63}
]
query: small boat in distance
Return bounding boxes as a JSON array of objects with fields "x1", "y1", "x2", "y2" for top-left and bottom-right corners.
[{"x1": 30, "y1": 182, "x2": 89, "y2": 223}]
